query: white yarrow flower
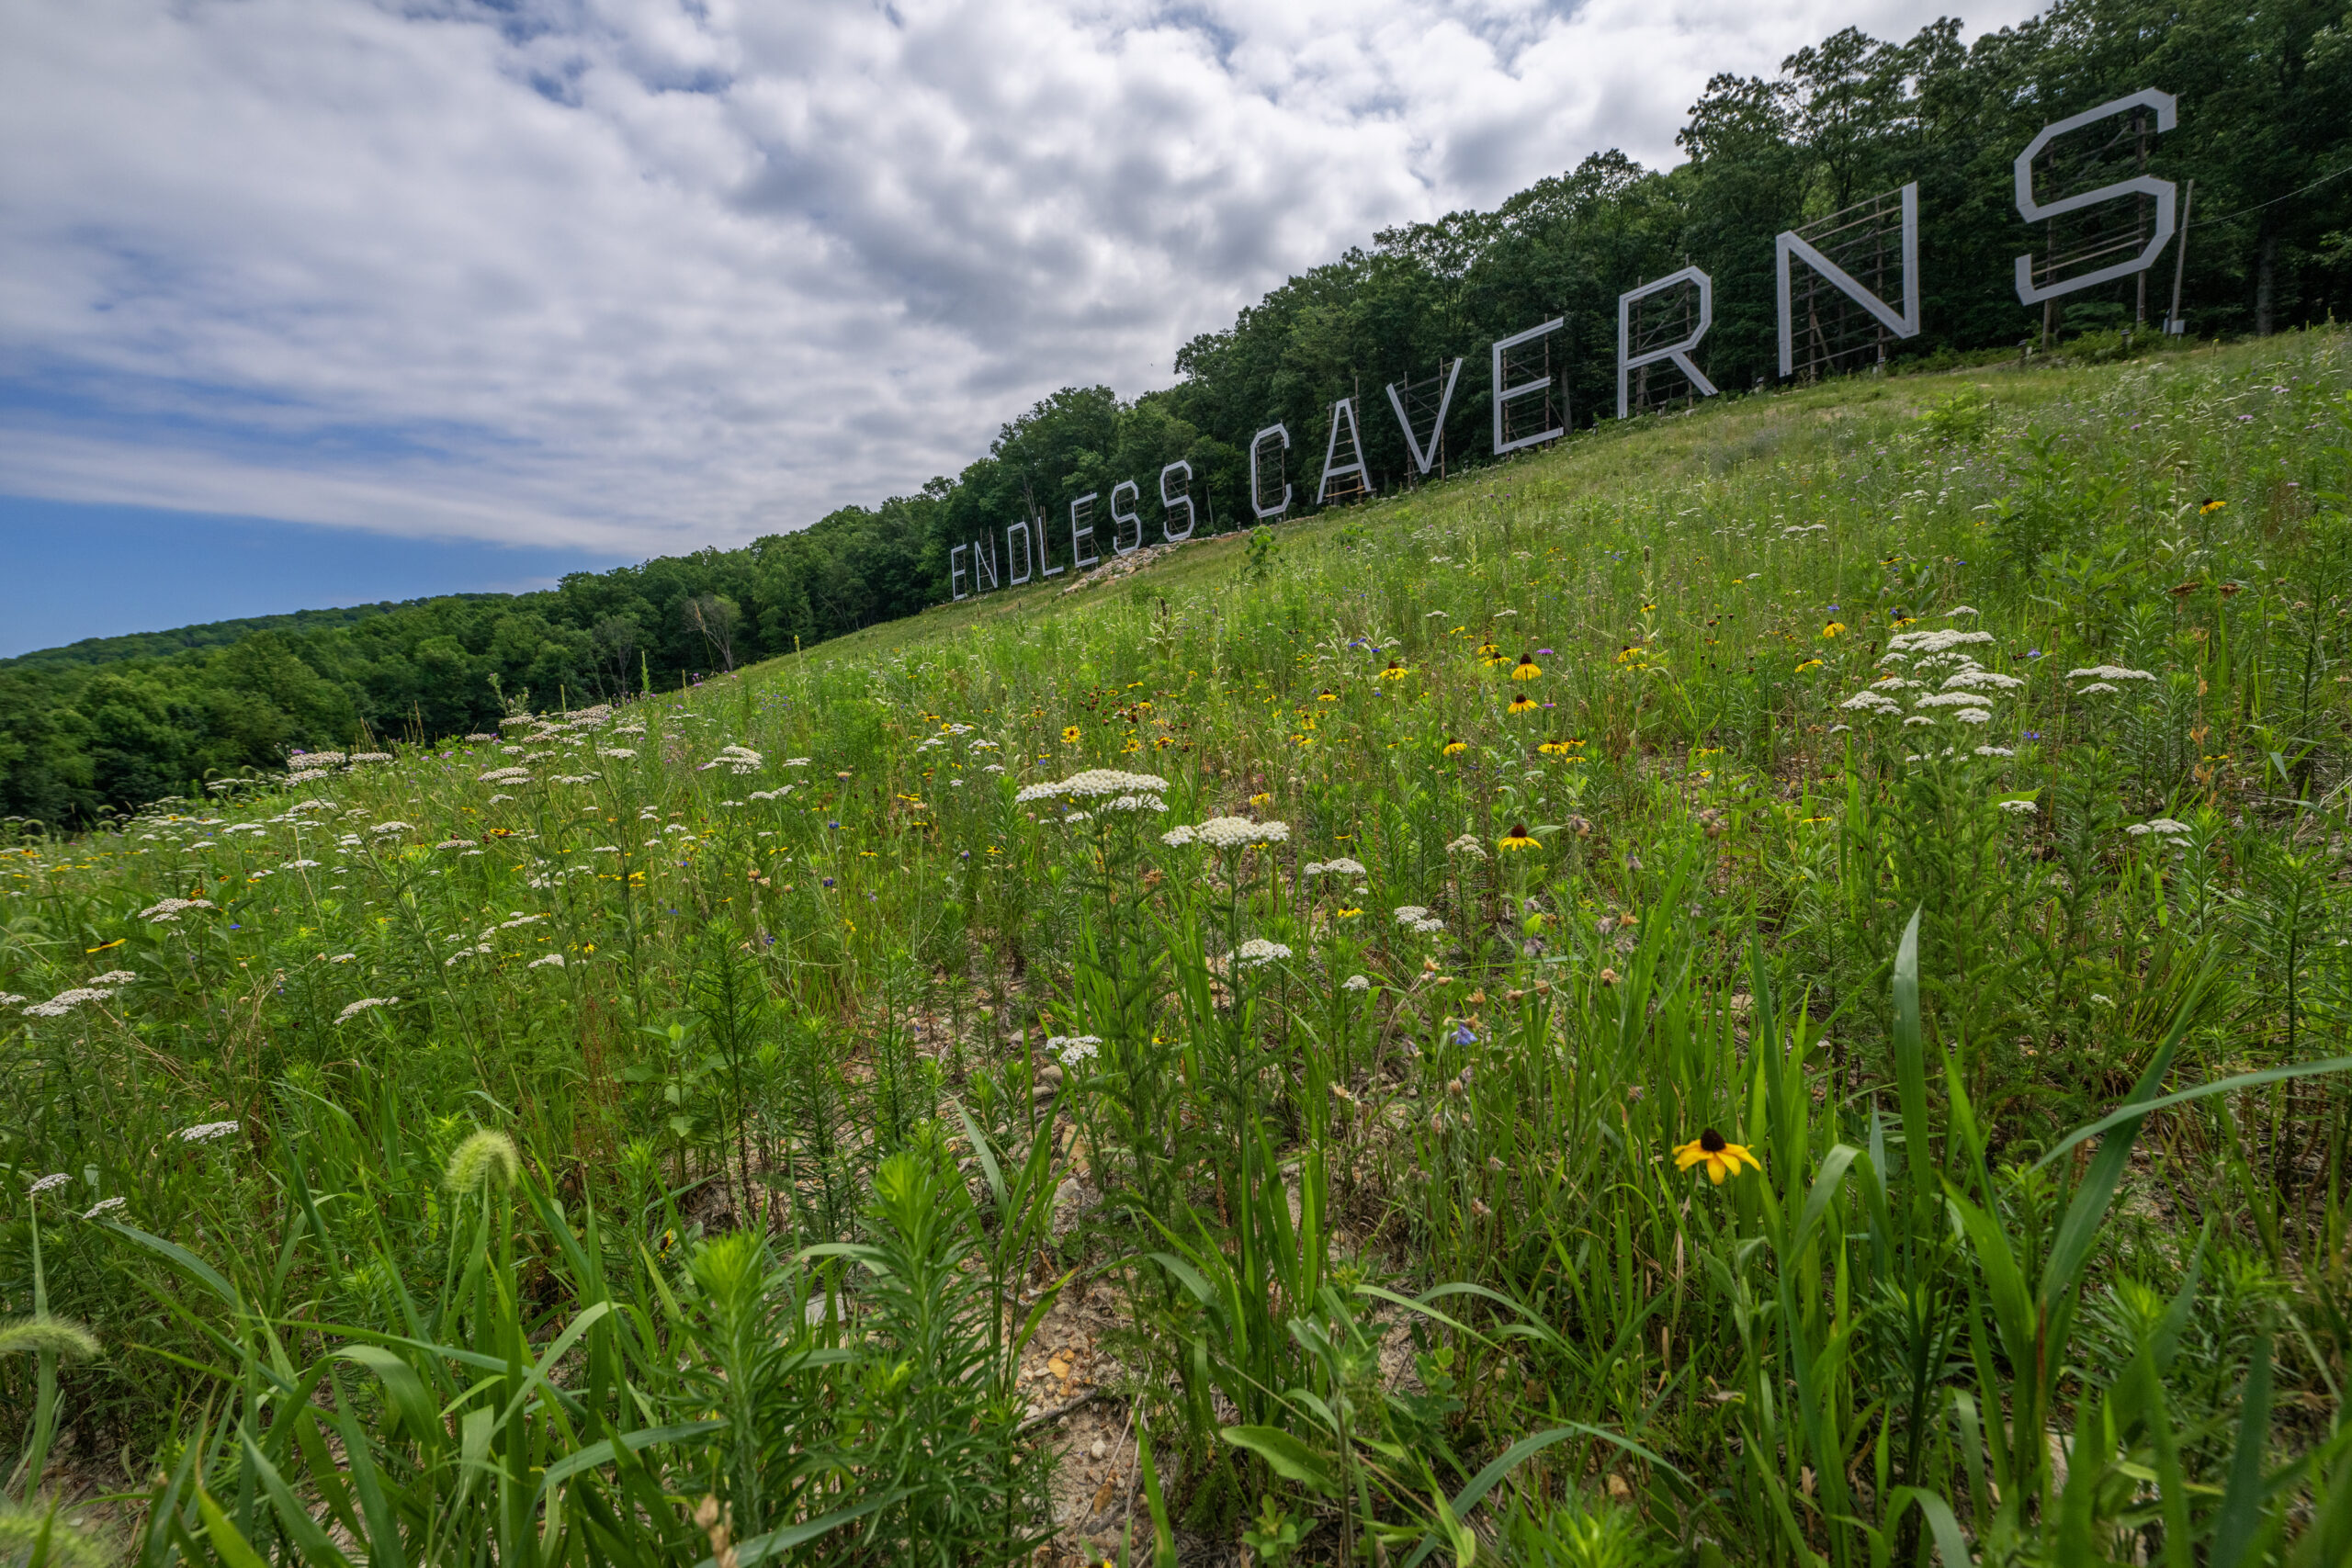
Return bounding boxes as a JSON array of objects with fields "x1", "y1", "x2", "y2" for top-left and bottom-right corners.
[
  {"x1": 336, "y1": 997, "x2": 398, "y2": 1023},
  {"x1": 1046, "y1": 1034, "x2": 1102, "y2": 1066},
  {"x1": 1235, "y1": 938, "x2": 1292, "y2": 966},
  {"x1": 1343, "y1": 974, "x2": 1371, "y2": 992},
  {"x1": 177, "y1": 1121, "x2": 240, "y2": 1144},
  {"x1": 1014, "y1": 769, "x2": 1172, "y2": 805}
]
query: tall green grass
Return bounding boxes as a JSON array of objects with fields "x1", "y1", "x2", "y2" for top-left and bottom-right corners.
[{"x1": 6, "y1": 331, "x2": 2352, "y2": 1563}]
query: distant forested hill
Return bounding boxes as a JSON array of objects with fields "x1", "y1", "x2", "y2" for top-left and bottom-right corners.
[
  {"x1": 0, "y1": 599, "x2": 503, "y2": 671},
  {"x1": 4, "y1": 0, "x2": 2345, "y2": 826},
  {"x1": 0, "y1": 502, "x2": 940, "y2": 826}
]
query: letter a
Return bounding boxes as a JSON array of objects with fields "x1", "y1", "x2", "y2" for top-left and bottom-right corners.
[{"x1": 1317, "y1": 397, "x2": 1370, "y2": 505}]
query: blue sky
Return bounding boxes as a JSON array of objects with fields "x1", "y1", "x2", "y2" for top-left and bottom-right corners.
[
  {"x1": 0, "y1": 0, "x2": 2024, "y2": 658},
  {"x1": 0, "y1": 497, "x2": 622, "y2": 659}
]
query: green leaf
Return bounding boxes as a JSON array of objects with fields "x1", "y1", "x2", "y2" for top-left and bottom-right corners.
[
  {"x1": 2034, "y1": 1058, "x2": 2352, "y2": 1171},
  {"x1": 1890, "y1": 909, "x2": 1938, "y2": 1219},
  {"x1": 1883, "y1": 1485, "x2": 1974, "y2": 1566},
  {"x1": 1941, "y1": 1184, "x2": 2034, "y2": 1370},
  {"x1": 1400, "y1": 1425, "x2": 1687, "y2": 1568},
  {"x1": 100, "y1": 1222, "x2": 244, "y2": 1314},
  {"x1": 2212, "y1": 1329, "x2": 2274, "y2": 1568},
  {"x1": 192, "y1": 1486, "x2": 270, "y2": 1568},
  {"x1": 1793, "y1": 1143, "x2": 1861, "y2": 1258},
  {"x1": 534, "y1": 1420, "x2": 728, "y2": 1508},
  {"x1": 333, "y1": 1346, "x2": 439, "y2": 1445},
  {"x1": 2039, "y1": 980, "x2": 2207, "y2": 1311},
  {"x1": 949, "y1": 1099, "x2": 1006, "y2": 1212},
  {"x1": 243, "y1": 1431, "x2": 356, "y2": 1568},
  {"x1": 1220, "y1": 1426, "x2": 1337, "y2": 1495},
  {"x1": 722, "y1": 1491, "x2": 904, "y2": 1568}
]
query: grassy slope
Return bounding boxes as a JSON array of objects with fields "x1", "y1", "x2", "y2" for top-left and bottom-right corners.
[
  {"x1": 787, "y1": 351, "x2": 2117, "y2": 667},
  {"x1": 6, "y1": 330, "x2": 2350, "y2": 1567}
]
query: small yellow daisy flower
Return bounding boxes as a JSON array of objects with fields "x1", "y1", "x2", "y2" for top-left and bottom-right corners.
[
  {"x1": 1250, "y1": 792, "x2": 1272, "y2": 807},
  {"x1": 1442, "y1": 739, "x2": 1467, "y2": 756},
  {"x1": 1498, "y1": 823, "x2": 1540, "y2": 852},
  {"x1": 1794, "y1": 658, "x2": 1823, "y2": 673},
  {"x1": 1061, "y1": 726, "x2": 1081, "y2": 744},
  {"x1": 1673, "y1": 1129, "x2": 1761, "y2": 1185},
  {"x1": 1510, "y1": 654, "x2": 1542, "y2": 680},
  {"x1": 1335, "y1": 906, "x2": 1363, "y2": 919}
]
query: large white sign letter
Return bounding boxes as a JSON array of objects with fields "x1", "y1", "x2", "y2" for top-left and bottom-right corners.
[
  {"x1": 1385, "y1": 359, "x2": 1461, "y2": 476},
  {"x1": 1006, "y1": 518, "x2": 1035, "y2": 586},
  {"x1": 1617, "y1": 267, "x2": 1718, "y2": 419},
  {"x1": 1159, "y1": 460, "x2": 1197, "y2": 543},
  {"x1": 1491, "y1": 320, "x2": 1565, "y2": 456},
  {"x1": 1250, "y1": 424, "x2": 1292, "y2": 520},
  {"x1": 1317, "y1": 397, "x2": 1370, "y2": 505},
  {"x1": 1776, "y1": 184, "x2": 1921, "y2": 378},
  {"x1": 2013, "y1": 89, "x2": 2177, "y2": 305},
  {"x1": 1109, "y1": 481, "x2": 1144, "y2": 556},
  {"x1": 950, "y1": 544, "x2": 970, "y2": 601},
  {"x1": 1069, "y1": 494, "x2": 1102, "y2": 570}
]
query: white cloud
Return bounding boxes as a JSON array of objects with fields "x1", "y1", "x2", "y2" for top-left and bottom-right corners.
[{"x1": 0, "y1": 0, "x2": 2032, "y2": 552}]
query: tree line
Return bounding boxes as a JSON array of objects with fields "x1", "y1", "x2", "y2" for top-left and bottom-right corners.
[{"x1": 3, "y1": 0, "x2": 2344, "y2": 826}]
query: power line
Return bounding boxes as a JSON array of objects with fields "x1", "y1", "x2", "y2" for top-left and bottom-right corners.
[{"x1": 2188, "y1": 163, "x2": 2352, "y2": 228}]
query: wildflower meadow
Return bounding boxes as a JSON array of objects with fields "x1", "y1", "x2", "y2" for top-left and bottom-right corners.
[{"x1": 6, "y1": 332, "x2": 2352, "y2": 1565}]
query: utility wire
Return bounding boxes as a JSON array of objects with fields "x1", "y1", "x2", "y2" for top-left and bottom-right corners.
[{"x1": 2186, "y1": 164, "x2": 2352, "y2": 228}]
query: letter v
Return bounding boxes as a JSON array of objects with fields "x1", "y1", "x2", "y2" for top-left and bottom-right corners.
[{"x1": 1384, "y1": 357, "x2": 1462, "y2": 477}]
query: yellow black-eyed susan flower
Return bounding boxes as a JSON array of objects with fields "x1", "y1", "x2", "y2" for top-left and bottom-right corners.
[
  {"x1": 1317, "y1": 689, "x2": 1339, "y2": 702},
  {"x1": 1061, "y1": 726, "x2": 1081, "y2": 744},
  {"x1": 1335, "y1": 906, "x2": 1363, "y2": 919},
  {"x1": 1794, "y1": 658, "x2": 1824, "y2": 673},
  {"x1": 1498, "y1": 823, "x2": 1540, "y2": 852},
  {"x1": 1380, "y1": 660, "x2": 1408, "y2": 681},
  {"x1": 1673, "y1": 1129, "x2": 1761, "y2": 1185},
  {"x1": 1821, "y1": 621, "x2": 1847, "y2": 637},
  {"x1": 1249, "y1": 792, "x2": 1273, "y2": 807},
  {"x1": 1508, "y1": 694, "x2": 1540, "y2": 715},
  {"x1": 1474, "y1": 640, "x2": 1506, "y2": 667},
  {"x1": 2199, "y1": 498, "x2": 2226, "y2": 513},
  {"x1": 1537, "y1": 739, "x2": 1576, "y2": 756},
  {"x1": 1510, "y1": 653, "x2": 1542, "y2": 681},
  {"x1": 1442, "y1": 739, "x2": 1467, "y2": 756}
]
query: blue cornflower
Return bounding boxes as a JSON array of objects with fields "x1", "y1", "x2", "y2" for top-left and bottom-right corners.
[{"x1": 1453, "y1": 1024, "x2": 1477, "y2": 1046}]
